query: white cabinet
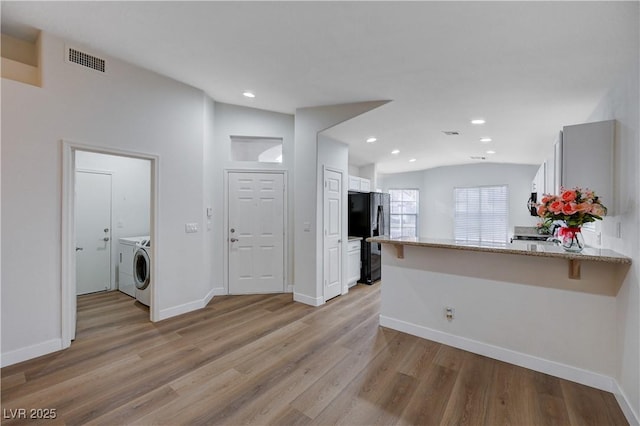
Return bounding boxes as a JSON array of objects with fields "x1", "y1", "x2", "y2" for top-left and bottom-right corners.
[
  {"x1": 347, "y1": 239, "x2": 361, "y2": 287},
  {"x1": 532, "y1": 162, "x2": 546, "y2": 195},
  {"x1": 560, "y1": 120, "x2": 615, "y2": 213},
  {"x1": 348, "y1": 175, "x2": 361, "y2": 192},
  {"x1": 348, "y1": 175, "x2": 371, "y2": 193}
]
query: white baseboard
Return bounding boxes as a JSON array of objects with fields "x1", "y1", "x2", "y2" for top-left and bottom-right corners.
[
  {"x1": 613, "y1": 380, "x2": 640, "y2": 426},
  {"x1": 158, "y1": 288, "x2": 219, "y2": 321},
  {"x1": 380, "y1": 315, "x2": 616, "y2": 393},
  {"x1": 211, "y1": 287, "x2": 226, "y2": 297},
  {"x1": 293, "y1": 291, "x2": 323, "y2": 307},
  {"x1": 1, "y1": 338, "x2": 63, "y2": 368}
]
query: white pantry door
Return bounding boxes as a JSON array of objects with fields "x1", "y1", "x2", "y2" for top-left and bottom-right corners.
[
  {"x1": 228, "y1": 172, "x2": 285, "y2": 294},
  {"x1": 324, "y1": 169, "x2": 343, "y2": 301},
  {"x1": 76, "y1": 170, "x2": 112, "y2": 295}
]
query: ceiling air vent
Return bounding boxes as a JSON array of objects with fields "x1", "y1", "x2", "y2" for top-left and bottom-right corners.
[
  {"x1": 65, "y1": 46, "x2": 106, "y2": 73},
  {"x1": 442, "y1": 131, "x2": 460, "y2": 136},
  {"x1": 470, "y1": 156, "x2": 487, "y2": 160}
]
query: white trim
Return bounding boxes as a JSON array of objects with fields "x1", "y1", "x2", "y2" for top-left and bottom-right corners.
[
  {"x1": 211, "y1": 287, "x2": 226, "y2": 297},
  {"x1": 293, "y1": 291, "x2": 324, "y2": 307},
  {"x1": 613, "y1": 380, "x2": 640, "y2": 426},
  {"x1": 158, "y1": 288, "x2": 217, "y2": 321},
  {"x1": 224, "y1": 169, "x2": 288, "y2": 295},
  {"x1": 61, "y1": 140, "x2": 160, "y2": 349},
  {"x1": 380, "y1": 315, "x2": 616, "y2": 393},
  {"x1": 286, "y1": 284, "x2": 294, "y2": 293},
  {"x1": 1, "y1": 339, "x2": 63, "y2": 368}
]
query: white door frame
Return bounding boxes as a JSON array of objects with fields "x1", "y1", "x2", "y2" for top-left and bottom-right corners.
[
  {"x1": 61, "y1": 140, "x2": 159, "y2": 347},
  {"x1": 223, "y1": 169, "x2": 288, "y2": 295},
  {"x1": 75, "y1": 168, "x2": 114, "y2": 293},
  {"x1": 322, "y1": 166, "x2": 345, "y2": 302}
]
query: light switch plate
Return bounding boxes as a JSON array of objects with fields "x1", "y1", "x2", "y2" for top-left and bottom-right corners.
[{"x1": 185, "y1": 223, "x2": 199, "y2": 233}]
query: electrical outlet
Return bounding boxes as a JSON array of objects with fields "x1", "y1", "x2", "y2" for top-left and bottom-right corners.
[
  {"x1": 185, "y1": 223, "x2": 199, "y2": 233},
  {"x1": 445, "y1": 307, "x2": 455, "y2": 321}
]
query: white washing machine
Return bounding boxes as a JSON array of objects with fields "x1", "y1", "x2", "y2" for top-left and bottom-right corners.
[
  {"x1": 118, "y1": 236, "x2": 149, "y2": 298},
  {"x1": 133, "y1": 239, "x2": 152, "y2": 306}
]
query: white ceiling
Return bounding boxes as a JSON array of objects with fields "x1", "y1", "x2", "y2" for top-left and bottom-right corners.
[{"x1": 2, "y1": 1, "x2": 638, "y2": 174}]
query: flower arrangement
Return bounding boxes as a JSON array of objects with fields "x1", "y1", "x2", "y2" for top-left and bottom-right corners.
[{"x1": 536, "y1": 187, "x2": 607, "y2": 227}]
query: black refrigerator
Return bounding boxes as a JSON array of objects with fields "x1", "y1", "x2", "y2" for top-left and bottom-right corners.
[{"x1": 348, "y1": 192, "x2": 390, "y2": 284}]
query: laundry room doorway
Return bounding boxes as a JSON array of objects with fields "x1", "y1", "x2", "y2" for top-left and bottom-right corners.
[{"x1": 62, "y1": 141, "x2": 159, "y2": 346}]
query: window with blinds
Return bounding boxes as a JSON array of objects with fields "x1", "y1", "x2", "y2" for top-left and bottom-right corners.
[
  {"x1": 454, "y1": 185, "x2": 508, "y2": 243},
  {"x1": 389, "y1": 189, "x2": 419, "y2": 238}
]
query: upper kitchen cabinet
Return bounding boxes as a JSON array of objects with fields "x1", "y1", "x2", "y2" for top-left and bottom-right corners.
[
  {"x1": 348, "y1": 175, "x2": 371, "y2": 193},
  {"x1": 532, "y1": 162, "x2": 546, "y2": 195},
  {"x1": 558, "y1": 120, "x2": 615, "y2": 214}
]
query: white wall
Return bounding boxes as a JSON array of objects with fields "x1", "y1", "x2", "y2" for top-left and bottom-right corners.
[
  {"x1": 1, "y1": 32, "x2": 212, "y2": 364},
  {"x1": 293, "y1": 101, "x2": 388, "y2": 306},
  {"x1": 586, "y1": 47, "x2": 640, "y2": 421},
  {"x1": 75, "y1": 151, "x2": 151, "y2": 291},
  {"x1": 380, "y1": 244, "x2": 620, "y2": 390},
  {"x1": 379, "y1": 163, "x2": 539, "y2": 239},
  {"x1": 212, "y1": 102, "x2": 294, "y2": 293},
  {"x1": 317, "y1": 135, "x2": 349, "y2": 297}
]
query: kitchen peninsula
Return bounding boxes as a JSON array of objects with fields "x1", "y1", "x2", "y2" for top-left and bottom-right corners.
[{"x1": 368, "y1": 235, "x2": 631, "y2": 392}]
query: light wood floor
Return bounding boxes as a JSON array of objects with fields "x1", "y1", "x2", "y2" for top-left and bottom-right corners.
[{"x1": 1, "y1": 284, "x2": 628, "y2": 425}]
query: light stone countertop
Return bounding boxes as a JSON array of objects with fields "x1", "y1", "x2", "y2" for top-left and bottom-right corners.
[{"x1": 367, "y1": 236, "x2": 631, "y2": 265}]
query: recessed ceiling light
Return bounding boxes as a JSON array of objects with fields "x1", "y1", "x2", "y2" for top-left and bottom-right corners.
[
  {"x1": 480, "y1": 137, "x2": 492, "y2": 143},
  {"x1": 366, "y1": 137, "x2": 377, "y2": 143},
  {"x1": 409, "y1": 158, "x2": 417, "y2": 162},
  {"x1": 391, "y1": 149, "x2": 400, "y2": 155},
  {"x1": 243, "y1": 91, "x2": 255, "y2": 98},
  {"x1": 471, "y1": 119, "x2": 486, "y2": 125},
  {"x1": 486, "y1": 150, "x2": 496, "y2": 154}
]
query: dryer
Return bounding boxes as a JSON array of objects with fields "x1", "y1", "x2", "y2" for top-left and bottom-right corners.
[
  {"x1": 118, "y1": 236, "x2": 149, "y2": 298},
  {"x1": 133, "y1": 239, "x2": 152, "y2": 306}
]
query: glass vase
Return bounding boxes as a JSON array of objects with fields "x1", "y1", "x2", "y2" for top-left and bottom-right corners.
[{"x1": 559, "y1": 227, "x2": 584, "y2": 253}]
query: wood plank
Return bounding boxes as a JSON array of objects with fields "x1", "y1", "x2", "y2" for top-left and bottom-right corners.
[{"x1": 1, "y1": 283, "x2": 629, "y2": 426}]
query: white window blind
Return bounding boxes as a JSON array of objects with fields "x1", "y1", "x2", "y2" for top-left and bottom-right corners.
[
  {"x1": 454, "y1": 185, "x2": 508, "y2": 243},
  {"x1": 389, "y1": 189, "x2": 419, "y2": 238}
]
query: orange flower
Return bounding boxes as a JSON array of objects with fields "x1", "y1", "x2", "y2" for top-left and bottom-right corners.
[
  {"x1": 561, "y1": 190, "x2": 577, "y2": 202},
  {"x1": 548, "y1": 200, "x2": 565, "y2": 213},
  {"x1": 562, "y1": 202, "x2": 578, "y2": 215},
  {"x1": 576, "y1": 202, "x2": 592, "y2": 213}
]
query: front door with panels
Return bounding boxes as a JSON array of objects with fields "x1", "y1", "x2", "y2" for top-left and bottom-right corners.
[
  {"x1": 228, "y1": 172, "x2": 285, "y2": 294},
  {"x1": 324, "y1": 168, "x2": 343, "y2": 302},
  {"x1": 75, "y1": 170, "x2": 112, "y2": 295}
]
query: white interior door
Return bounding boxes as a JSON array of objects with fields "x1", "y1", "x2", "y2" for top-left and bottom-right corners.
[
  {"x1": 324, "y1": 169, "x2": 343, "y2": 301},
  {"x1": 228, "y1": 172, "x2": 285, "y2": 294},
  {"x1": 76, "y1": 170, "x2": 112, "y2": 295}
]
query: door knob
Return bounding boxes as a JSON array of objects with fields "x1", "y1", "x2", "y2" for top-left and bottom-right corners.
[
  {"x1": 76, "y1": 247, "x2": 83, "y2": 251},
  {"x1": 103, "y1": 237, "x2": 110, "y2": 242},
  {"x1": 104, "y1": 228, "x2": 109, "y2": 233},
  {"x1": 230, "y1": 238, "x2": 238, "y2": 242},
  {"x1": 230, "y1": 228, "x2": 235, "y2": 233}
]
